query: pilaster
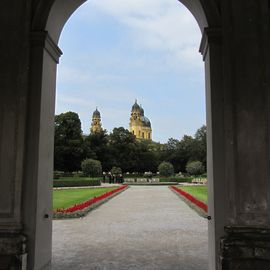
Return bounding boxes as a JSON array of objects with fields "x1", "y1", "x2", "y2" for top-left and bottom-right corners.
[
  {"x1": 21, "y1": 30, "x2": 61, "y2": 269},
  {"x1": 200, "y1": 27, "x2": 224, "y2": 270}
]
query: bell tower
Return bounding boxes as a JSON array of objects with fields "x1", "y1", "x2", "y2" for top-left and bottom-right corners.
[{"x1": 90, "y1": 107, "x2": 102, "y2": 133}]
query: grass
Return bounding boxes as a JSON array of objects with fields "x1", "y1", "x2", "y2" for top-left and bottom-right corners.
[
  {"x1": 178, "y1": 186, "x2": 208, "y2": 203},
  {"x1": 53, "y1": 187, "x2": 116, "y2": 210}
]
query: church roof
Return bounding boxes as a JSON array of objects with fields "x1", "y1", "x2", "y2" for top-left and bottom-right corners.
[
  {"x1": 92, "y1": 108, "x2": 101, "y2": 118},
  {"x1": 132, "y1": 100, "x2": 141, "y2": 111},
  {"x1": 141, "y1": 116, "x2": 151, "y2": 128},
  {"x1": 140, "y1": 105, "x2": 144, "y2": 116}
]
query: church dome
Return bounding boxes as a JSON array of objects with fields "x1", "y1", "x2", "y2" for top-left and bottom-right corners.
[
  {"x1": 141, "y1": 116, "x2": 151, "y2": 128},
  {"x1": 140, "y1": 105, "x2": 144, "y2": 116},
  {"x1": 132, "y1": 100, "x2": 140, "y2": 111},
  {"x1": 92, "y1": 108, "x2": 101, "y2": 118}
]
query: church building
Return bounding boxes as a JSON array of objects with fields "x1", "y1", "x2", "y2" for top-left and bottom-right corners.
[
  {"x1": 129, "y1": 100, "x2": 152, "y2": 140},
  {"x1": 90, "y1": 108, "x2": 102, "y2": 134}
]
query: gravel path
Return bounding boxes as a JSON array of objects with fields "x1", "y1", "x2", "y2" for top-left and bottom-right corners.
[{"x1": 52, "y1": 186, "x2": 208, "y2": 270}]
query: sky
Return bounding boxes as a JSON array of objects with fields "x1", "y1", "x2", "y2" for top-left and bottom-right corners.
[{"x1": 56, "y1": 0, "x2": 205, "y2": 143}]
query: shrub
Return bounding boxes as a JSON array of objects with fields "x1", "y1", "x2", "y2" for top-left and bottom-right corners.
[
  {"x1": 186, "y1": 161, "x2": 205, "y2": 177},
  {"x1": 62, "y1": 172, "x2": 74, "y2": 177},
  {"x1": 54, "y1": 171, "x2": 64, "y2": 179},
  {"x1": 72, "y1": 171, "x2": 84, "y2": 178},
  {"x1": 158, "y1": 161, "x2": 174, "y2": 177},
  {"x1": 201, "y1": 172, "x2": 207, "y2": 178},
  {"x1": 53, "y1": 179, "x2": 101, "y2": 187},
  {"x1": 110, "y1": 166, "x2": 122, "y2": 176},
  {"x1": 159, "y1": 177, "x2": 192, "y2": 183},
  {"x1": 81, "y1": 159, "x2": 102, "y2": 177}
]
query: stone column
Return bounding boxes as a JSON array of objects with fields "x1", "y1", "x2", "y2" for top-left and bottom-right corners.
[
  {"x1": 200, "y1": 27, "x2": 225, "y2": 270},
  {"x1": 21, "y1": 31, "x2": 62, "y2": 270},
  {"x1": 217, "y1": 1, "x2": 270, "y2": 269},
  {"x1": 0, "y1": 1, "x2": 31, "y2": 268}
]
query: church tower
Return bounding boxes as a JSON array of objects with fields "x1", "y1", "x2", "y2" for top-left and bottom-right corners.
[
  {"x1": 130, "y1": 100, "x2": 152, "y2": 140},
  {"x1": 90, "y1": 108, "x2": 102, "y2": 134}
]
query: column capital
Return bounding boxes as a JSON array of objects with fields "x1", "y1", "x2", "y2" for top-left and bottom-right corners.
[
  {"x1": 199, "y1": 27, "x2": 222, "y2": 61},
  {"x1": 30, "y1": 31, "x2": 62, "y2": 63}
]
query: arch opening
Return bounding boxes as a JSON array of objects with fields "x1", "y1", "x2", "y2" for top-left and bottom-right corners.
[
  {"x1": 52, "y1": 1, "x2": 207, "y2": 268},
  {"x1": 27, "y1": 0, "x2": 223, "y2": 269}
]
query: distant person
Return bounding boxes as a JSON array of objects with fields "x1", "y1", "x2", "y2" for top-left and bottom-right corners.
[
  {"x1": 109, "y1": 174, "x2": 112, "y2": 184},
  {"x1": 119, "y1": 174, "x2": 123, "y2": 183}
]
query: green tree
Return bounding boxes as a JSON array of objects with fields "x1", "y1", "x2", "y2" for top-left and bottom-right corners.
[
  {"x1": 81, "y1": 159, "x2": 102, "y2": 177},
  {"x1": 54, "y1": 112, "x2": 83, "y2": 172},
  {"x1": 195, "y1": 125, "x2": 206, "y2": 142},
  {"x1": 166, "y1": 138, "x2": 179, "y2": 151},
  {"x1": 83, "y1": 129, "x2": 112, "y2": 171},
  {"x1": 186, "y1": 160, "x2": 205, "y2": 176},
  {"x1": 158, "y1": 161, "x2": 174, "y2": 177},
  {"x1": 163, "y1": 136, "x2": 194, "y2": 173},
  {"x1": 131, "y1": 140, "x2": 157, "y2": 173},
  {"x1": 193, "y1": 125, "x2": 207, "y2": 168},
  {"x1": 108, "y1": 127, "x2": 137, "y2": 172}
]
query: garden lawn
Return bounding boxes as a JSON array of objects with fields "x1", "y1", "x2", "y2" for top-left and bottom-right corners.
[
  {"x1": 53, "y1": 187, "x2": 117, "y2": 210},
  {"x1": 178, "y1": 186, "x2": 208, "y2": 203}
]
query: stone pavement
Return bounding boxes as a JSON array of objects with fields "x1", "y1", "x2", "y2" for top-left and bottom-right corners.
[{"x1": 52, "y1": 186, "x2": 208, "y2": 270}]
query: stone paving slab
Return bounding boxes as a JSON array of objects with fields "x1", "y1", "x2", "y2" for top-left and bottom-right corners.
[{"x1": 52, "y1": 186, "x2": 208, "y2": 270}]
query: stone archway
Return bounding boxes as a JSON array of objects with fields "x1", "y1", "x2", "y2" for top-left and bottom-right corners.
[
  {"x1": 2, "y1": 1, "x2": 270, "y2": 270},
  {"x1": 1, "y1": 0, "x2": 223, "y2": 269},
  {"x1": 28, "y1": 1, "x2": 223, "y2": 269}
]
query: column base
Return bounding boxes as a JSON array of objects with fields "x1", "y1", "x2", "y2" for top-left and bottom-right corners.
[
  {"x1": 221, "y1": 226, "x2": 270, "y2": 270},
  {"x1": 0, "y1": 233, "x2": 27, "y2": 270}
]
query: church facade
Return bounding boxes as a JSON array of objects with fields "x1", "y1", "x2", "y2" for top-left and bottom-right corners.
[
  {"x1": 90, "y1": 108, "x2": 102, "y2": 134},
  {"x1": 129, "y1": 100, "x2": 152, "y2": 140},
  {"x1": 90, "y1": 101, "x2": 152, "y2": 140}
]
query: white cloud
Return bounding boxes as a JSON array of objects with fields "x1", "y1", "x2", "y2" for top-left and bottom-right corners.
[
  {"x1": 90, "y1": 0, "x2": 181, "y2": 20},
  {"x1": 87, "y1": 0, "x2": 203, "y2": 68},
  {"x1": 55, "y1": 0, "x2": 205, "y2": 141}
]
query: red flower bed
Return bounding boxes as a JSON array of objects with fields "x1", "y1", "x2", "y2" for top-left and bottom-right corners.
[
  {"x1": 170, "y1": 186, "x2": 208, "y2": 212},
  {"x1": 56, "y1": 185, "x2": 128, "y2": 214}
]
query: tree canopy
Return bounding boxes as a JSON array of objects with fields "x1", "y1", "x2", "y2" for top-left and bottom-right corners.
[
  {"x1": 54, "y1": 112, "x2": 206, "y2": 174},
  {"x1": 54, "y1": 112, "x2": 83, "y2": 172}
]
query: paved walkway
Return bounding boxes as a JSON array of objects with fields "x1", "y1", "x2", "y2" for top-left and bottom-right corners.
[{"x1": 52, "y1": 186, "x2": 208, "y2": 270}]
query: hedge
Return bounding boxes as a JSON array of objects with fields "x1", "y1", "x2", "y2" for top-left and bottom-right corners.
[
  {"x1": 53, "y1": 179, "x2": 101, "y2": 187},
  {"x1": 53, "y1": 171, "x2": 86, "y2": 179},
  {"x1": 54, "y1": 177, "x2": 101, "y2": 181},
  {"x1": 159, "y1": 177, "x2": 192, "y2": 183}
]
